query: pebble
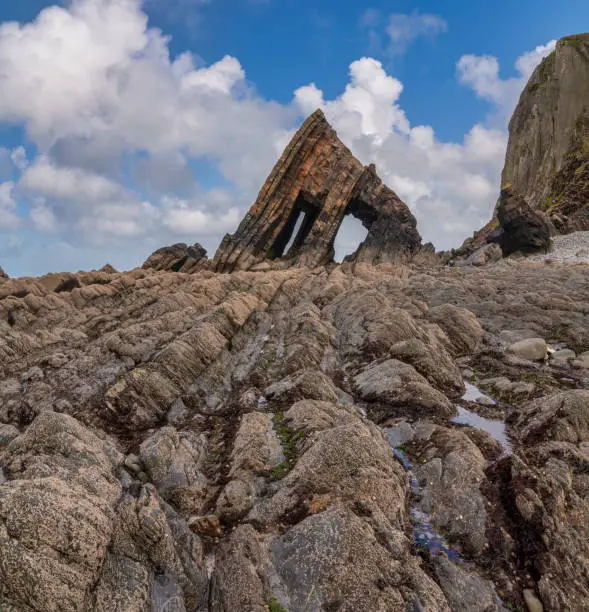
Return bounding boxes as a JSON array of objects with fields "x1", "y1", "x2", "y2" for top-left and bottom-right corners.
[
  {"x1": 475, "y1": 396, "x2": 496, "y2": 407},
  {"x1": 551, "y1": 349, "x2": 576, "y2": 360},
  {"x1": 523, "y1": 588, "x2": 544, "y2": 612},
  {"x1": 527, "y1": 230, "x2": 589, "y2": 264},
  {"x1": 124, "y1": 453, "x2": 142, "y2": 474}
]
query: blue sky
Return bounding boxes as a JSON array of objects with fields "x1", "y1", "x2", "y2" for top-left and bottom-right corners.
[{"x1": 0, "y1": 0, "x2": 586, "y2": 277}]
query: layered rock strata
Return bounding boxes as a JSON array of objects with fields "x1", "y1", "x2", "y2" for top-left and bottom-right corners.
[
  {"x1": 1, "y1": 255, "x2": 588, "y2": 611},
  {"x1": 143, "y1": 243, "x2": 208, "y2": 273},
  {"x1": 213, "y1": 110, "x2": 421, "y2": 272}
]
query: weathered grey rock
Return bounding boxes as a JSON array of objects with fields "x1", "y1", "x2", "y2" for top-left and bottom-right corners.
[
  {"x1": 551, "y1": 348, "x2": 576, "y2": 360},
  {"x1": 0, "y1": 412, "x2": 124, "y2": 611},
  {"x1": 480, "y1": 377, "x2": 536, "y2": 399},
  {"x1": 0, "y1": 476, "x2": 116, "y2": 612},
  {"x1": 285, "y1": 400, "x2": 361, "y2": 432},
  {"x1": 514, "y1": 390, "x2": 589, "y2": 444},
  {"x1": 2, "y1": 221, "x2": 589, "y2": 611},
  {"x1": 0, "y1": 424, "x2": 19, "y2": 451},
  {"x1": 508, "y1": 338, "x2": 548, "y2": 361},
  {"x1": 389, "y1": 333, "x2": 465, "y2": 397},
  {"x1": 428, "y1": 304, "x2": 484, "y2": 356},
  {"x1": 1, "y1": 411, "x2": 123, "y2": 500},
  {"x1": 250, "y1": 410, "x2": 407, "y2": 528},
  {"x1": 271, "y1": 505, "x2": 448, "y2": 612},
  {"x1": 353, "y1": 359, "x2": 456, "y2": 419},
  {"x1": 432, "y1": 555, "x2": 504, "y2": 612},
  {"x1": 139, "y1": 427, "x2": 211, "y2": 514},
  {"x1": 412, "y1": 426, "x2": 489, "y2": 555},
  {"x1": 264, "y1": 369, "x2": 339, "y2": 405},
  {"x1": 229, "y1": 411, "x2": 284, "y2": 480},
  {"x1": 209, "y1": 525, "x2": 268, "y2": 612},
  {"x1": 216, "y1": 479, "x2": 254, "y2": 522}
]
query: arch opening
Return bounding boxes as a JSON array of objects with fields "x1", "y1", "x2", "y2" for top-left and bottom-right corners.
[
  {"x1": 268, "y1": 192, "x2": 320, "y2": 259},
  {"x1": 333, "y1": 213, "x2": 369, "y2": 263}
]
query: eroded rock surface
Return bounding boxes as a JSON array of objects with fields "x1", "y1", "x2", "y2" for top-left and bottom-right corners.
[
  {"x1": 142, "y1": 242, "x2": 208, "y2": 273},
  {"x1": 1, "y1": 254, "x2": 588, "y2": 611},
  {"x1": 459, "y1": 34, "x2": 589, "y2": 260},
  {"x1": 213, "y1": 110, "x2": 422, "y2": 272}
]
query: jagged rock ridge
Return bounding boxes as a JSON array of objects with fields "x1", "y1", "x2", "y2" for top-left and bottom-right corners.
[{"x1": 213, "y1": 109, "x2": 422, "y2": 272}]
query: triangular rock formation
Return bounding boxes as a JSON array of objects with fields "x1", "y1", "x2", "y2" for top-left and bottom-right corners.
[{"x1": 213, "y1": 110, "x2": 422, "y2": 272}]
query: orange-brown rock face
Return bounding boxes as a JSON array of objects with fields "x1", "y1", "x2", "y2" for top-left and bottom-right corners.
[{"x1": 213, "y1": 110, "x2": 422, "y2": 272}]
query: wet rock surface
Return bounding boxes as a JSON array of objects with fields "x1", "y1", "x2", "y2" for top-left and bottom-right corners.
[{"x1": 1, "y1": 254, "x2": 588, "y2": 611}]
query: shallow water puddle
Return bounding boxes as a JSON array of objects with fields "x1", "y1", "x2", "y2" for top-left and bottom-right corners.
[
  {"x1": 390, "y1": 445, "x2": 462, "y2": 562},
  {"x1": 451, "y1": 406, "x2": 512, "y2": 455},
  {"x1": 462, "y1": 381, "x2": 496, "y2": 404}
]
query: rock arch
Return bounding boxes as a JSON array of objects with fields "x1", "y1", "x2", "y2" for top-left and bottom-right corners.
[{"x1": 213, "y1": 110, "x2": 422, "y2": 272}]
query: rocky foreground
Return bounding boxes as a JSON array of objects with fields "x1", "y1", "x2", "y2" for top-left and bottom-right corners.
[{"x1": 1, "y1": 254, "x2": 588, "y2": 611}]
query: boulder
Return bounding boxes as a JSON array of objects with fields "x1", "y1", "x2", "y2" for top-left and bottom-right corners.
[
  {"x1": 432, "y1": 555, "x2": 504, "y2": 612},
  {"x1": 551, "y1": 348, "x2": 576, "y2": 360},
  {"x1": 508, "y1": 338, "x2": 548, "y2": 361},
  {"x1": 142, "y1": 242, "x2": 207, "y2": 273},
  {"x1": 353, "y1": 359, "x2": 456, "y2": 419},
  {"x1": 489, "y1": 186, "x2": 551, "y2": 256},
  {"x1": 428, "y1": 304, "x2": 484, "y2": 356},
  {"x1": 513, "y1": 389, "x2": 589, "y2": 444},
  {"x1": 139, "y1": 426, "x2": 211, "y2": 514}
]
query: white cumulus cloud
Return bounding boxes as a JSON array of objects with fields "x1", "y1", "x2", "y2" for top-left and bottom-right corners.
[
  {"x1": 457, "y1": 40, "x2": 557, "y2": 124},
  {"x1": 0, "y1": 182, "x2": 20, "y2": 229},
  {"x1": 361, "y1": 9, "x2": 447, "y2": 57},
  {"x1": 0, "y1": 0, "x2": 557, "y2": 275}
]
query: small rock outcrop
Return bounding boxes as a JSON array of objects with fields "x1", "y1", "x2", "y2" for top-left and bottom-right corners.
[
  {"x1": 488, "y1": 186, "x2": 551, "y2": 255},
  {"x1": 0, "y1": 267, "x2": 7, "y2": 279},
  {"x1": 99, "y1": 263, "x2": 118, "y2": 274},
  {"x1": 142, "y1": 242, "x2": 208, "y2": 273},
  {"x1": 213, "y1": 110, "x2": 422, "y2": 272}
]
